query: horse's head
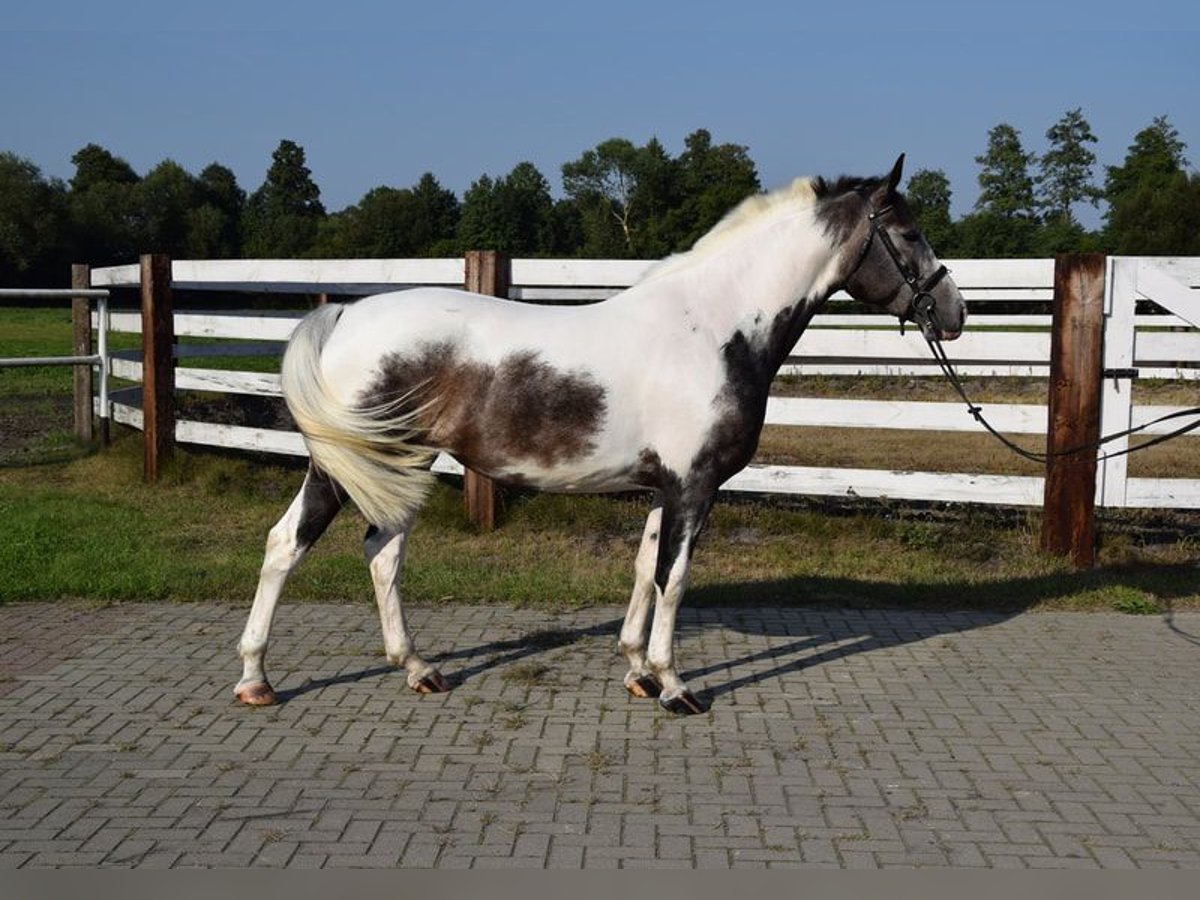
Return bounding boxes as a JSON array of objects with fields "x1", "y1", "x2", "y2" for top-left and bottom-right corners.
[{"x1": 823, "y1": 154, "x2": 966, "y2": 341}]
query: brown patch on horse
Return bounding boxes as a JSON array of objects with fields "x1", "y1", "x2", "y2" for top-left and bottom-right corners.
[{"x1": 362, "y1": 342, "x2": 607, "y2": 471}]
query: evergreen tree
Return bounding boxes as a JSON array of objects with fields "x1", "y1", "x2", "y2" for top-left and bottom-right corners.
[
  {"x1": 959, "y1": 124, "x2": 1040, "y2": 256},
  {"x1": 1103, "y1": 115, "x2": 1198, "y2": 253},
  {"x1": 457, "y1": 174, "x2": 503, "y2": 252},
  {"x1": 1104, "y1": 115, "x2": 1187, "y2": 199},
  {"x1": 458, "y1": 163, "x2": 556, "y2": 255},
  {"x1": 975, "y1": 123, "x2": 1038, "y2": 217},
  {"x1": 627, "y1": 137, "x2": 680, "y2": 256},
  {"x1": 409, "y1": 172, "x2": 460, "y2": 255},
  {"x1": 1106, "y1": 171, "x2": 1200, "y2": 255},
  {"x1": 1037, "y1": 107, "x2": 1101, "y2": 225},
  {"x1": 243, "y1": 139, "x2": 325, "y2": 257},
  {"x1": 904, "y1": 168, "x2": 955, "y2": 253}
]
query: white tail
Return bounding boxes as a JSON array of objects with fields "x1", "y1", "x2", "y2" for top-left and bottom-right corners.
[{"x1": 281, "y1": 304, "x2": 436, "y2": 528}]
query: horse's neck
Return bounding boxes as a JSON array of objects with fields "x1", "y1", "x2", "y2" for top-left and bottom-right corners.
[{"x1": 662, "y1": 211, "x2": 841, "y2": 376}]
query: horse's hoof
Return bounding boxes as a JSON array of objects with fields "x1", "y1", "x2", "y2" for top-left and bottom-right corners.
[
  {"x1": 660, "y1": 690, "x2": 706, "y2": 715},
  {"x1": 411, "y1": 671, "x2": 451, "y2": 694},
  {"x1": 625, "y1": 674, "x2": 662, "y2": 699},
  {"x1": 235, "y1": 681, "x2": 277, "y2": 706}
]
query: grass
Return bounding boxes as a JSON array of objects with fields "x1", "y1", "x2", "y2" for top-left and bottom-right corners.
[
  {"x1": 2, "y1": 306, "x2": 1199, "y2": 612},
  {"x1": 0, "y1": 433, "x2": 1197, "y2": 611}
]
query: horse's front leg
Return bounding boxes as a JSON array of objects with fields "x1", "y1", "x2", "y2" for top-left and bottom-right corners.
[
  {"x1": 619, "y1": 502, "x2": 663, "y2": 698},
  {"x1": 645, "y1": 489, "x2": 714, "y2": 715},
  {"x1": 364, "y1": 522, "x2": 450, "y2": 694}
]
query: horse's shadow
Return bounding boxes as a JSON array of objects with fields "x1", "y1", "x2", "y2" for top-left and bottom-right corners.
[{"x1": 274, "y1": 563, "x2": 1200, "y2": 705}]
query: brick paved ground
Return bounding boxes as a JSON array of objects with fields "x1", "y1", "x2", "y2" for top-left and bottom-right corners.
[{"x1": 2, "y1": 601, "x2": 1200, "y2": 868}]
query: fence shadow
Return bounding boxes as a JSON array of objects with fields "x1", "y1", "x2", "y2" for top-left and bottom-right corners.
[{"x1": 677, "y1": 564, "x2": 1200, "y2": 703}]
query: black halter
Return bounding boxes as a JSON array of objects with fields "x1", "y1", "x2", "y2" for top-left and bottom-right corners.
[{"x1": 847, "y1": 202, "x2": 950, "y2": 340}]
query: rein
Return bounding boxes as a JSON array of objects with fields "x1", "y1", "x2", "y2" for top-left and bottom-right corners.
[
  {"x1": 919, "y1": 329, "x2": 1200, "y2": 464},
  {"x1": 853, "y1": 200, "x2": 1200, "y2": 465}
]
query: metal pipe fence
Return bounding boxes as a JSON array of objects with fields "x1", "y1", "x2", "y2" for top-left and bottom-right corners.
[{"x1": 0, "y1": 287, "x2": 112, "y2": 435}]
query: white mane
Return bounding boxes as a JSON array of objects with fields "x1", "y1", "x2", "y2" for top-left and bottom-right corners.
[{"x1": 641, "y1": 177, "x2": 819, "y2": 282}]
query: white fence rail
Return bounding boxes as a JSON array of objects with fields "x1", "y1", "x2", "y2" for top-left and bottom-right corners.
[{"x1": 89, "y1": 256, "x2": 1200, "y2": 509}]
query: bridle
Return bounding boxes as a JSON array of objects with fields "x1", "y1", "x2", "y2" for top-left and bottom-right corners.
[
  {"x1": 845, "y1": 200, "x2": 949, "y2": 341},
  {"x1": 843, "y1": 196, "x2": 1200, "y2": 463}
]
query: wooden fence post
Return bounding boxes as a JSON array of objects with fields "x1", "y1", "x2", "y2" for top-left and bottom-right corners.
[
  {"x1": 1041, "y1": 253, "x2": 1106, "y2": 567},
  {"x1": 140, "y1": 254, "x2": 175, "y2": 483},
  {"x1": 462, "y1": 250, "x2": 510, "y2": 531},
  {"x1": 71, "y1": 264, "x2": 94, "y2": 444}
]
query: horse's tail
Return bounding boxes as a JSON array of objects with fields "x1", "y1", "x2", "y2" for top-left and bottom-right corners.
[{"x1": 281, "y1": 303, "x2": 436, "y2": 529}]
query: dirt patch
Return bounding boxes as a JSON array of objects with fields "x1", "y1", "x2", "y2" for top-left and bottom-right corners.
[
  {"x1": 178, "y1": 393, "x2": 292, "y2": 430},
  {"x1": 0, "y1": 393, "x2": 75, "y2": 466}
]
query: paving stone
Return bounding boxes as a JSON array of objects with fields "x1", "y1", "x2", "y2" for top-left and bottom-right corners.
[{"x1": 3, "y1": 602, "x2": 1200, "y2": 868}]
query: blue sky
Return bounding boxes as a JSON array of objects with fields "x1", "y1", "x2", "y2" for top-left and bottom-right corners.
[{"x1": 3, "y1": 2, "x2": 1198, "y2": 228}]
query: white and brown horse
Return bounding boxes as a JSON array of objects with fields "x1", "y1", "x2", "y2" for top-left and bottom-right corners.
[{"x1": 236, "y1": 155, "x2": 966, "y2": 714}]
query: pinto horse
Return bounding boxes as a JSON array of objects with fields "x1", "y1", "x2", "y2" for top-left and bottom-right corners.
[{"x1": 236, "y1": 154, "x2": 966, "y2": 714}]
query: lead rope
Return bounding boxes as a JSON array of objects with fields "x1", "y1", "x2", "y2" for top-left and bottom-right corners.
[
  {"x1": 918, "y1": 326, "x2": 1200, "y2": 464},
  {"x1": 856, "y1": 196, "x2": 1200, "y2": 462}
]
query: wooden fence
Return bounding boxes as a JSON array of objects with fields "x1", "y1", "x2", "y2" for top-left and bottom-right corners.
[{"x1": 81, "y1": 254, "x2": 1200, "y2": 532}]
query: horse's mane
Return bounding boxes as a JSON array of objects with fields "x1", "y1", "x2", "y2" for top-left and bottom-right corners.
[{"x1": 641, "y1": 174, "x2": 880, "y2": 282}]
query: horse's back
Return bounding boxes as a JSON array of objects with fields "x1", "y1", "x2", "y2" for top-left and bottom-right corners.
[{"x1": 313, "y1": 287, "x2": 657, "y2": 491}]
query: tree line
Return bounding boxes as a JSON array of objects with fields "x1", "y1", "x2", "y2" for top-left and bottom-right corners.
[{"x1": 1, "y1": 113, "x2": 1197, "y2": 287}]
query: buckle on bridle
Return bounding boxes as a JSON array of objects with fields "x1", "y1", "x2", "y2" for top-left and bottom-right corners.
[
  {"x1": 908, "y1": 291, "x2": 938, "y2": 340},
  {"x1": 849, "y1": 199, "x2": 948, "y2": 341}
]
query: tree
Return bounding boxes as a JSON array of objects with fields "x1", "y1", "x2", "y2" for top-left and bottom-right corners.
[
  {"x1": 69, "y1": 143, "x2": 138, "y2": 194},
  {"x1": 136, "y1": 160, "x2": 199, "y2": 257},
  {"x1": 959, "y1": 124, "x2": 1040, "y2": 256},
  {"x1": 67, "y1": 143, "x2": 141, "y2": 266},
  {"x1": 1106, "y1": 170, "x2": 1200, "y2": 255},
  {"x1": 1104, "y1": 115, "x2": 1187, "y2": 199},
  {"x1": 458, "y1": 162, "x2": 555, "y2": 255},
  {"x1": 316, "y1": 172, "x2": 458, "y2": 258},
  {"x1": 0, "y1": 153, "x2": 67, "y2": 285},
  {"x1": 408, "y1": 172, "x2": 460, "y2": 255},
  {"x1": 562, "y1": 138, "x2": 642, "y2": 255},
  {"x1": 904, "y1": 168, "x2": 955, "y2": 253},
  {"x1": 975, "y1": 124, "x2": 1038, "y2": 218},
  {"x1": 185, "y1": 163, "x2": 245, "y2": 258},
  {"x1": 561, "y1": 129, "x2": 759, "y2": 257},
  {"x1": 1103, "y1": 115, "x2": 1196, "y2": 253},
  {"x1": 667, "y1": 129, "x2": 759, "y2": 250},
  {"x1": 243, "y1": 139, "x2": 326, "y2": 257},
  {"x1": 1037, "y1": 107, "x2": 1101, "y2": 226},
  {"x1": 626, "y1": 137, "x2": 681, "y2": 256}
]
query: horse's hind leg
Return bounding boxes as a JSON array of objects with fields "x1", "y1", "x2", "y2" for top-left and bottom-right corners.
[
  {"x1": 619, "y1": 502, "x2": 663, "y2": 698},
  {"x1": 365, "y1": 520, "x2": 450, "y2": 693},
  {"x1": 235, "y1": 466, "x2": 343, "y2": 705}
]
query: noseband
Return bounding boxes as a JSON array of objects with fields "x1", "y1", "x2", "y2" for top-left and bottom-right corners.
[{"x1": 846, "y1": 202, "x2": 949, "y2": 340}]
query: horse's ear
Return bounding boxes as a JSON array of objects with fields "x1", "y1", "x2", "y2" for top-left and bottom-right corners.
[{"x1": 885, "y1": 153, "x2": 905, "y2": 195}]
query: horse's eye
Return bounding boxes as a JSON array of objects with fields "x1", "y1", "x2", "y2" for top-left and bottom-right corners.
[{"x1": 901, "y1": 231, "x2": 920, "y2": 242}]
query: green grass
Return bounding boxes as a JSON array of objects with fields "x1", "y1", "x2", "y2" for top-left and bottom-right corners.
[
  {"x1": 0, "y1": 434, "x2": 1197, "y2": 611},
  {"x1": 3, "y1": 305, "x2": 1198, "y2": 612}
]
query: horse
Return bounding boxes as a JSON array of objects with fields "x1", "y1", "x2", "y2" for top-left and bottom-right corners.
[{"x1": 235, "y1": 154, "x2": 967, "y2": 715}]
